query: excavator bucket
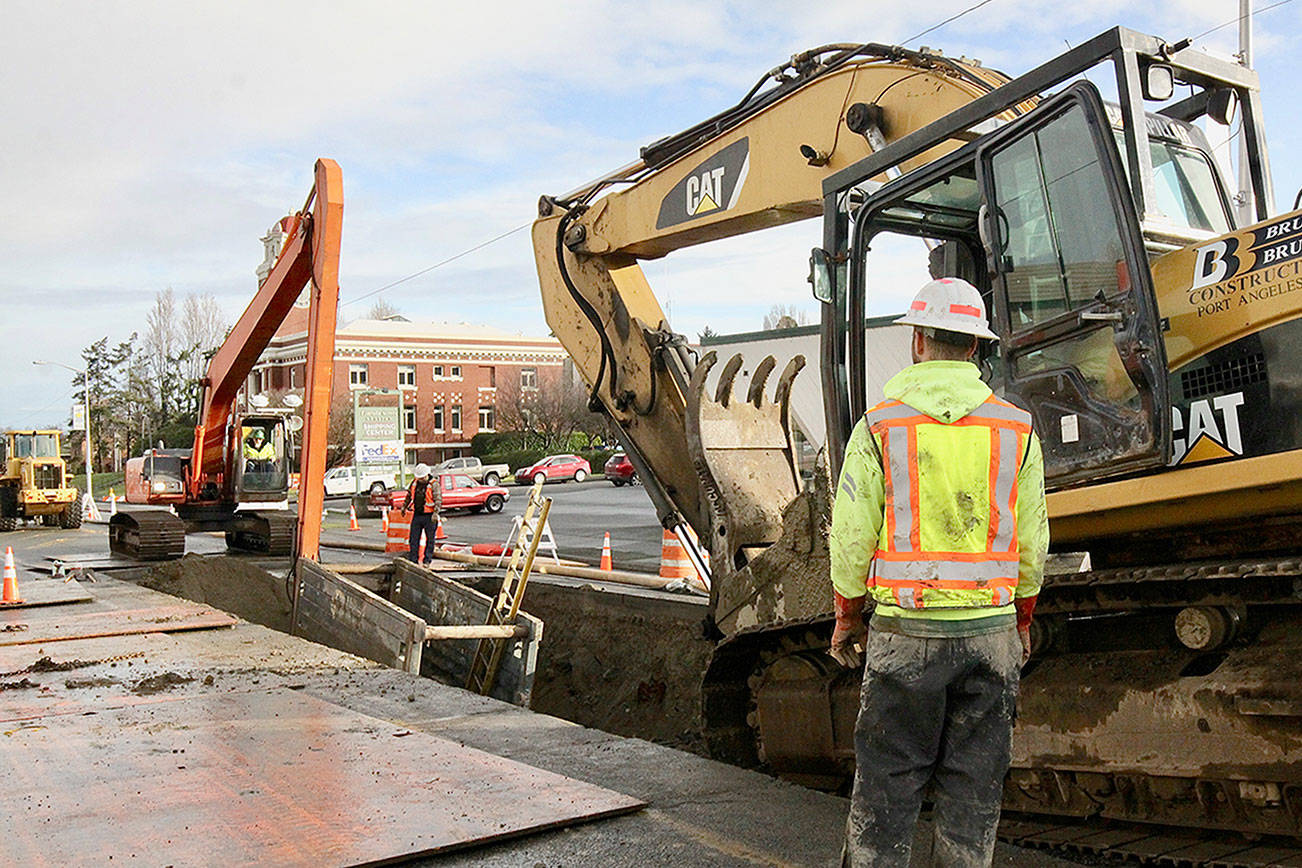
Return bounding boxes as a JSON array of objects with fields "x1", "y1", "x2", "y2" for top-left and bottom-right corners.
[{"x1": 686, "y1": 351, "x2": 805, "y2": 571}]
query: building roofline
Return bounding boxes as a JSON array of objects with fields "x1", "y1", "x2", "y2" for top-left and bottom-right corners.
[{"x1": 700, "y1": 313, "x2": 903, "y2": 346}]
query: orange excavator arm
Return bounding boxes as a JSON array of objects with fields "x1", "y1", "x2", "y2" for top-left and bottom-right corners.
[{"x1": 188, "y1": 158, "x2": 343, "y2": 561}]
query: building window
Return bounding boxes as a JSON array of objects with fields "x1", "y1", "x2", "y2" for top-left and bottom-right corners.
[
  {"x1": 482, "y1": 365, "x2": 496, "y2": 387},
  {"x1": 403, "y1": 405, "x2": 417, "y2": 433},
  {"x1": 433, "y1": 364, "x2": 443, "y2": 377},
  {"x1": 478, "y1": 406, "x2": 495, "y2": 432},
  {"x1": 398, "y1": 365, "x2": 416, "y2": 388},
  {"x1": 450, "y1": 365, "x2": 462, "y2": 378},
  {"x1": 349, "y1": 364, "x2": 368, "y2": 386},
  {"x1": 433, "y1": 405, "x2": 444, "y2": 432},
  {"x1": 450, "y1": 404, "x2": 462, "y2": 432},
  {"x1": 521, "y1": 367, "x2": 537, "y2": 389},
  {"x1": 289, "y1": 367, "x2": 297, "y2": 389},
  {"x1": 405, "y1": 449, "x2": 419, "y2": 468}
]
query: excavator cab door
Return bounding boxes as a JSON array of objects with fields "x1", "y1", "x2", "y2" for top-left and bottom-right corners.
[{"x1": 975, "y1": 82, "x2": 1171, "y2": 486}]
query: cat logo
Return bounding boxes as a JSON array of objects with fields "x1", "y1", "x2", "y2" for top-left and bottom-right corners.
[
  {"x1": 1170, "y1": 391, "x2": 1245, "y2": 465},
  {"x1": 656, "y1": 138, "x2": 750, "y2": 230}
]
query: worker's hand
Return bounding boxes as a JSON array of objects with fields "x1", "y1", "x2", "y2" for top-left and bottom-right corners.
[
  {"x1": 830, "y1": 622, "x2": 867, "y2": 668},
  {"x1": 829, "y1": 591, "x2": 868, "y2": 668},
  {"x1": 1018, "y1": 626, "x2": 1032, "y2": 665},
  {"x1": 1014, "y1": 595, "x2": 1037, "y2": 666}
]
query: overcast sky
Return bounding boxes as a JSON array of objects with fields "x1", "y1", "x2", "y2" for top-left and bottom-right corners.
[{"x1": 4, "y1": 0, "x2": 1298, "y2": 429}]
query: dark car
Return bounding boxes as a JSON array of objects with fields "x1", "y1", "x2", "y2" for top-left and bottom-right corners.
[
  {"x1": 513, "y1": 454, "x2": 591, "y2": 485},
  {"x1": 604, "y1": 453, "x2": 637, "y2": 486}
]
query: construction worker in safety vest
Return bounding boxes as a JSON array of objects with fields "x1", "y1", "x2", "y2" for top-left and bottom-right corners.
[
  {"x1": 242, "y1": 427, "x2": 275, "y2": 473},
  {"x1": 829, "y1": 277, "x2": 1048, "y2": 868},
  {"x1": 401, "y1": 463, "x2": 441, "y2": 566}
]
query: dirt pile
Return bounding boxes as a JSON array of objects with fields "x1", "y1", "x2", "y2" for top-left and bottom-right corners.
[
  {"x1": 137, "y1": 554, "x2": 293, "y2": 632},
  {"x1": 456, "y1": 576, "x2": 714, "y2": 752}
]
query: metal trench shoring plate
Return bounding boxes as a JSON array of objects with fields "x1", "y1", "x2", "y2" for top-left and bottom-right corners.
[
  {"x1": 1, "y1": 690, "x2": 645, "y2": 866},
  {"x1": 686, "y1": 351, "x2": 805, "y2": 553}
]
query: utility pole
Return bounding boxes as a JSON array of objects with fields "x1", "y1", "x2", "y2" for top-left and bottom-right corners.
[
  {"x1": 33, "y1": 359, "x2": 93, "y2": 501},
  {"x1": 1237, "y1": 0, "x2": 1255, "y2": 224}
]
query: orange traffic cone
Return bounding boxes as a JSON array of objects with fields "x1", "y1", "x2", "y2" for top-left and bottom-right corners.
[
  {"x1": 658, "y1": 529, "x2": 695, "y2": 581},
  {"x1": 380, "y1": 506, "x2": 389, "y2": 534},
  {"x1": 1, "y1": 546, "x2": 23, "y2": 606},
  {"x1": 347, "y1": 503, "x2": 360, "y2": 531},
  {"x1": 599, "y1": 531, "x2": 613, "y2": 571},
  {"x1": 435, "y1": 517, "x2": 446, "y2": 541}
]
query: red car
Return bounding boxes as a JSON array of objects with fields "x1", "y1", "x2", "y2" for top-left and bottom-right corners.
[
  {"x1": 438, "y1": 473, "x2": 510, "y2": 513},
  {"x1": 604, "y1": 453, "x2": 637, "y2": 486},
  {"x1": 513, "y1": 454, "x2": 591, "y2": 485}
]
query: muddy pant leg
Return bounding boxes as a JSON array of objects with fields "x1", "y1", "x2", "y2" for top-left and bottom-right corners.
[
  {"x1": 845, "y1": 632, "x2": 943, "y2": 868},
  {"x1": 408, "y1": 514, "x2": 433, "y2": 562},
  {"x1": 929, "y1": 628, "x2": 1021, "y2": 868}
]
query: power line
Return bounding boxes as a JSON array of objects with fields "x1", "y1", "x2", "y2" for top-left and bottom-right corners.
[
  {"x1": 342, "y1": 221, "x2": 532, "y2": 309},
  {"x1": 902, "y1": 0, "x2": 1000, "y2": 46},
  {"x1": 1193, "y1": 0, "x2": 1294, "y2": 41}
]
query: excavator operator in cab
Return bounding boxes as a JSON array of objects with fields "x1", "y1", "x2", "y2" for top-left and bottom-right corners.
[
  {"x1": 828, "y1": 277, "x2": 1049, "y2": 867},
  {"x1": 242, "y1": 427, "x2": 274, "y2": 473}
]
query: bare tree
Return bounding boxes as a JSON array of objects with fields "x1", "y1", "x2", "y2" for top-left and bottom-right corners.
[
  {"x1": 762, "y1": 304, "x2": 811, "y2": 331},
  {"x1": 368, "y1": 297, "x2": 401, "y2": 320},
  {"x1": 180, "y1": 292, "x2": 227, "y2": 386},
  {"x1": 144, "y1": 288, "x2": 178, "y2": 417}
]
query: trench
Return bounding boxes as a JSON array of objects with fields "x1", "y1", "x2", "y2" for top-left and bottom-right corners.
[{"x1": 127, "y1": 554, "x2": 715, "y2": 754}]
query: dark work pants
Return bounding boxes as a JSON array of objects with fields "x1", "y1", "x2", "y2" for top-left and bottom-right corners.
[
  {"x1": 844, "y1": 628, "x2": 1021, "y2": 868},
  {"x1": 408, "y1": 513, "x2": 435, "y2": 564}
]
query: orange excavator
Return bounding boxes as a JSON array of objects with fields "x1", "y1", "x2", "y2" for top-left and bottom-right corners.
[{"x1": 110, "y1": 159, "x2": 341, "y2": 563}]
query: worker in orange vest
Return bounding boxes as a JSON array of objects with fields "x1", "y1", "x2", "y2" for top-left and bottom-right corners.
[
  {"x1": 401, "y1": 464, "x2": 441, "y2": 565},
  {"x1": 829, "y1": 278, "x2": 1048, "y2": 867}
]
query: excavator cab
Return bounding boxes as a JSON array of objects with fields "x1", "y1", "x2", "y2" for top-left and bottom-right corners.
[
  {"x1": 822, "y1": 83, "x2": 1176, "y2": 487},
  {"x1": 233, "y1": 415, "x2": 289, "y2": 501}
]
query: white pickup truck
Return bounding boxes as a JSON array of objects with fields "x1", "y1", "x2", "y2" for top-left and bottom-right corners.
[
  {"x1": 323, "y1": 465, "x2": 398, "y2": 497},
  {"x1": 434, "y1": 456, "x2": 510, "y2": 486}
]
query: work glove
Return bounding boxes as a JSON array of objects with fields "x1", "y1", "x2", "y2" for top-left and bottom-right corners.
[
  {"x1": 1015, "y1": 595, "x2": 1037, "y2": 666},
  {"x1": 829, "y1": 591, "x2": 868, "y2": 668}
]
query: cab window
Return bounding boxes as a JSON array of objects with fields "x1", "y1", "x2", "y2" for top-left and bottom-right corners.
[{"x1": 991, "y1": 105, "x2": 1128, "y2": 328}]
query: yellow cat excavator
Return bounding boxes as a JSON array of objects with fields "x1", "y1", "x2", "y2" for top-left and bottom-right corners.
[{"x1": 534, "y1": 28, "x2": 1302, "y2": 848}]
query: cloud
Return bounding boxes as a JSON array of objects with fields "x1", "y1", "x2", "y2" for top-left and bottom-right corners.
[{"x1": 1, "y1": 1, "x2": 1298, "y2": 428}]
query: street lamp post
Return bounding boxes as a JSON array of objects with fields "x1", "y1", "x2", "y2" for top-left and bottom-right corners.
[{"x1": 33, "y1": 360, "x2": 92, "y2": 502}]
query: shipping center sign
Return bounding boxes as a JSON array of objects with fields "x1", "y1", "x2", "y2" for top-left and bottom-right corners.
[
  {"x1": 1154, "y1": 210, "x2": 1302, "y2": 370},
  {"x1": 353, "y1": 405, "x2": 403, "y2": 469}
]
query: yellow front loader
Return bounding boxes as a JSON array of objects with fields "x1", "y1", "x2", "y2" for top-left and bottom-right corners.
[{"x1": 0, "y1": 430, "x2": 81, "y2": 530}]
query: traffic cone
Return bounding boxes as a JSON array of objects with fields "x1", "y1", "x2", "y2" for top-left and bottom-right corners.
[
  {"x1": 109, "y1": 492, "x2": 118, "y2": 517},
  {"x1": 658, "y1": 529, "x2": 695, "y2": 581},
  {"x1": 347, "y1": 503, "x2": 360, "y2": 531},
  {"x1": 1, "y1": 546, "x2": 23, "y2": 606},
  {"x1": 435, "y1": 517, "x2": 446, "y2": 541},
  {"x1": 599, "y1": 531, "x2": 613, "y2": 571},
  {"x1": 381, "y1": 507, "x2": 389, "y2": 534}
]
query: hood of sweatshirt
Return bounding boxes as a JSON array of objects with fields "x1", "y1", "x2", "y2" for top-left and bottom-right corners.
[{"x1": 881, "y1": 360, "x2": 991, "y2": 423}]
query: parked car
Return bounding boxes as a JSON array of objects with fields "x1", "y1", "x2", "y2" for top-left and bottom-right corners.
[
  {"x1": 434, "y1": 455, "x2": 510, "y2": 486},
  {"x1": 513, "y1": 454, "x2": 591, "y2": 485},
  {"x1": 324, "y1": 465, "x2": 396, "y2": 496},
  {"x1": 437, "y1": 473, "x2": 510, "y2": 514},
  {"x1": 604, "y1": 453, "x2": 637, "y2": 486}
]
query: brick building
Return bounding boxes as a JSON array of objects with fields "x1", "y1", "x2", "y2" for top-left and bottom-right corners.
[{"x1": 249, "y1": 308, "x2": 567, "y2": 466}]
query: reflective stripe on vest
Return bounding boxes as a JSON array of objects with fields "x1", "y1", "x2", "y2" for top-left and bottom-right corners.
[{"x1": 866, "y1": 395, "x2": 1031, "y2": 610}]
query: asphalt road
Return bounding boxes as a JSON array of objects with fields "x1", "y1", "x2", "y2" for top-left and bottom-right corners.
[{"x1": 329, "y1": 477, "x2": 665, "y2": 572}]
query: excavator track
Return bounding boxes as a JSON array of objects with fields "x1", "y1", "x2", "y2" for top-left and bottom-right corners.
[
  {"x1": 701, "y1": 556, "x2": 1302, "y2": 858},
  {"x1": 998, "y1": 816, "x2": 1302, "y2": 866},
  {"x1": 223, "y1": 511, "x2": 295, "y2": 556},
  {"x1": 108, "y1": 511, "x2": 186, "y2": 561}
]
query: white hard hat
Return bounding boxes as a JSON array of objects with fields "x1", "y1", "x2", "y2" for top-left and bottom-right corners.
[
  {"x1": 894, "y1": 277, "x2": 999, "y2": 341},
  {"x1": 414, "y1": 463, "x2": 431, "y2": 478}
]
